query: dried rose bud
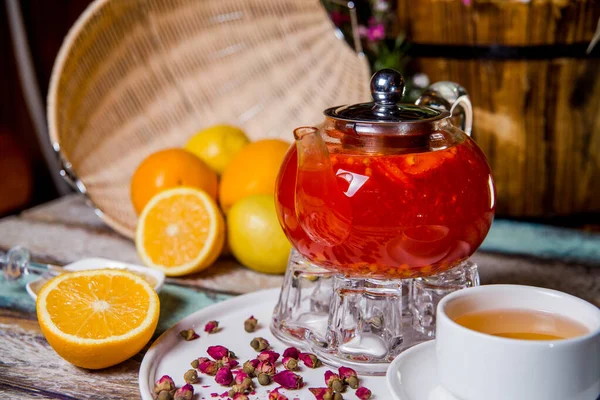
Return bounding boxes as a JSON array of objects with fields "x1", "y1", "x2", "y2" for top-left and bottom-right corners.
[
  {"x1": 345, "y1": 376, "x2": 359, "y2": 389},
  {"x1": 356, "y1": 387, "x2": 372, "y2": 399},
  {"x1": 233, "y1": 393, "x2": 250, "y2": 400},
  {"x1": 258, "y1": 350, "x2": 280, "y2": 364},
  {"x1": 282, "y1": 356, "x2": 298, "y2": 371},
  {"x1": 333, "y1": 394, "x2": 343, "y2": 400},
  {"x1": 156, "y1": 390, "x2": 174, "y2": 400},
  {"x1": 299, "y1": 353, "x2": 322, "y2": 369},
  {"x1": 191, "y1": 356, "x2": 210, "y2": 369},
  {"x1": 338, "y1": 366, "x2": 357, "y2": 380},
  {"x1": 244, "y1": 316, "x2": 258, "y2": 332},
  {"x1": 233, "y1": 370, "x2": 250, "y2": 384},
  {"x1": 268, "y1": 388, "x2": 289, "y2": 400},
  {"x1": 204, "y1": 320, "x2": 219, "y2": 333},
  {"x1": 179, "y1": 328, "x2": 199, "y2": 341},
  {"x1": 258, "y1": 372, "x2": 271, "y2": 386},
  {"x1": 215, "y1": 367, "x2": 234, "y2": 386},
  {"x1": 173, "y1": 384, "x2": 194, "y2": 400},
  {"x1": 183, "y1": 369, "x2": 199, "y2": 384},
  {"x1": 154, "y1": 375, "x2": 175, "y2": 394},
  {"x1": 218, "y1": 356, "x2": 239, "y2": 369},
  {"x1": 256, "y1": 360, "x2": 277, "y2": 376},
  {"x1": 324, "y1": 370, "x2": 339, "y2": 387},
  {"x1": 250, "y1": 337, "x2": 270, "y2": 351},
  {"x1": 229, "y1": 383, "x2": 247, "y2": 396},
  {"x1": 242, "y1": 359, "x2": 259, "y2": 376},
  {"x1": 207, "y1": 345, "x2": 236, "y2": 360},
  {"x1": 282, "y1": 347, "x2": 300, "y2": 360},
  {"x1": 198, "y1": 359, "x2": 218, "y2": 375},
  {"x1": 273, "y1": 370, "x2": 304, "y2": 389},
  {"x1": 241, "y1": 377, "x2": 253, "y2": 389},
  {"x1": 309, "y1": 387, "x2": 335, "y2": 400},
  {"x1": 324, "y1": 370, "x2": 345, "y2": 392}
]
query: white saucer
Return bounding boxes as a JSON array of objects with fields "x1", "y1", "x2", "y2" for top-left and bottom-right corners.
[
  {"x1": 386, "y1": 341, "x2": 459, "y2": 400},
  {"x1": 26, "y1": 258, "x2": 165, "y2": 300},
  {"x1": 139, "y1": 288, "x2": 392, "y2": 399}
]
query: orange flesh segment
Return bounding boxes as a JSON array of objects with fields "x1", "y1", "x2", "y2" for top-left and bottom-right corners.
[
  {"x1": 44, "y1": 274, "x2": 150, "y2": 339},
  {"x1": 142, "y1": 193, "x2": 211, "y2": 267}
]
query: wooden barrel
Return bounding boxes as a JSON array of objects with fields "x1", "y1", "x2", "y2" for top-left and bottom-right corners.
[{"x1": 396, "y1": 0, "x2": 600, "y2": 218}]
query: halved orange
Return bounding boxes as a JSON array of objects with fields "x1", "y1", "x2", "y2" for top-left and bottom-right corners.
[
  {"x1": 135, "y1": 187, "x2": 225, "y2": 276},
  {"x1": 36, "y1": 269, "x2": 160, "y2": 369}
]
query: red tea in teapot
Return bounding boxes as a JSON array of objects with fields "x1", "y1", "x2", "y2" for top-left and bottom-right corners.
[{"x1": 275, "y1": 129, "x2": 495, "y2": 279}]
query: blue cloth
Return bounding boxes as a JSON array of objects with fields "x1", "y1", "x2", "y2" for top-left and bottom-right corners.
[{"x1": 481, "y1": 219, "x2": 600, "y2": 266}]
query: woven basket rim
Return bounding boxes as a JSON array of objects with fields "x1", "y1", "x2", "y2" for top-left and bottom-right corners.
[{"x1": 47, "y1": 0, "x2": 109, "y2": 158}]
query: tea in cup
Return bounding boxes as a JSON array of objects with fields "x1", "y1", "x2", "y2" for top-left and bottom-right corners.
[{"x1": 436, "y1": 285, "x2": 600, "y2": 400}]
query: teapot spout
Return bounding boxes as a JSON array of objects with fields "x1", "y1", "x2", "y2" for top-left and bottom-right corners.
[{"x1": 294, "y1": 127, "x2": 352, "y2": 246}]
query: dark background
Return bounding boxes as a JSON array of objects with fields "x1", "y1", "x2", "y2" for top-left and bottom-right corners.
[{"x1": 0, "y1": 1, "x2": 91, "y2": 217}]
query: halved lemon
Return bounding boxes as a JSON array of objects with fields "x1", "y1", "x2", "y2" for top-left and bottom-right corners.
[
  {"x1": 135, "y1": 187, "x2": 225, "y2": 276},
  {"x1": 36, "y1": 269, "x2": 160, "y2": 369}
]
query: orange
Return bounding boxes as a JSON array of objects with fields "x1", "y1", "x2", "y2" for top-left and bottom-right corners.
[
  {"x1": 130, "y1": 148, "x2": 218, "y2": 214},
  {"x1": 135, "y1": 187, "x2": 225, "y2": 276},
  {"x1": 36, "y1": 269, "x2": 160, "y2": 369},
  {"x1": 219, "y1": 139, "x2": 290, "y2": 212}
]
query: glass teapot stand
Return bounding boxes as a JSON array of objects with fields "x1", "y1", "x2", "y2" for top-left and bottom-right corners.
[{"x1": 270, "y1": 249, "x2": 479, "y2": 376}]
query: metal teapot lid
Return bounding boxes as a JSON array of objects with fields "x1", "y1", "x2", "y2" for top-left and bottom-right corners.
[{"x1": 324, "y1": 69, "x2": 447, "y2": 123}]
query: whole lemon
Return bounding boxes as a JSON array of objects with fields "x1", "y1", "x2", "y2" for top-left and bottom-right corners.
[
  {"x1": 184, "y1": 125, "x2": 249, "y2": 174},
  {"x1": 227, "y1": 194, "x2": 291, "y2": 274},
  {"x1": 219, "y1": 139, "x2": 290, "y2": 212},
  {"x1": 130, "y1": 148, "x2": 217, "y2": 214}
]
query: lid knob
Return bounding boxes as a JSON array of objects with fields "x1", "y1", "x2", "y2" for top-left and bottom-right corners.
[{"x1": 370, "y1": 69, "x2": 405, "y2": 105}]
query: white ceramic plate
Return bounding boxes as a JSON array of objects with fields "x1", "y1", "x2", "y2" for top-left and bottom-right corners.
[
  {"x1": 26, "y1": 258, "x2": 165, "y2": 300},
  {"x1": 139, "y1": 288, "x2": 392, "y2": 399},
  {"x1": 386, "y1": 341, "x2": 458, "y2": 400}
]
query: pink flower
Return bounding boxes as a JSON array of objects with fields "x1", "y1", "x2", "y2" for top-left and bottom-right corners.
[
  {"x1": 179, "y1": 328, "x2": 199, "y2": 341},
  {"x1": 282, "y1": 356, "x2": 299, "y2": 371},
  {"x1": 273, "y1": 370, "x2": 304, "y2": 389},
  {"x1": 299, "y1": 353, "x2": 322, "y2": 369},
  {"x1": 207, "y1": 345, "x2": 235, "y2": 360},
  {"x1": 215, "y1": 367, "x2": 234, "y2": 386},
  {"x1": 368, "y1": 23, "x2": 385, "y2": 41},
  {"x1": 356, "y1": 386, "x2": 372, "y2": 399},
  {"x1": 173, "y1": 384, "x2": 194, "y2": 400},
  {"x1": 324, "y1": 370, "x2": 340, "y2": 387},
  {"x1": 258, "y1": 350, "x2": 280, "y2": 364},
  {"x1": 233, "y1": 393, "x2": 249, "y2": 400},
  {"x1": 358, "y1": 25, "x2": 369, "y2": 38},
  {"x1": 256, "y1": 360, "x2": 277, "y2": 376},
  {"x1": 153, "y1": 375, "x2": 175, "y2": 394},
  {"x1": 204, "y1": 320, "x2": 219, "y2": 333},
  {"x1": 338, "y1": 366, "x2": 357, "y2": 379},
  {"x1": 268, "y1": 388, "x2": 289, "y2": 400},
  {"x1": 233, "y1": 370, "x2": 250, "y2": 385},
  {"x1": 339, "y1": 366, "x2": 359, "y2": 388},
  {"x1": 282, "y1": 347, "x2": 300, "y2": 359},
  {"x1": 219, "y1": 356, "x2": 239, "y2": 369},
  {"x1": 198, "y1": 360, "x2": 218, "y2": 375},
  {"x1": 308, "y1": 387, "x2": 334, "y2": 400}
]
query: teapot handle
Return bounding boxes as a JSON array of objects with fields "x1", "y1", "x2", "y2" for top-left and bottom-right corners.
[{"x1": 415, "y1": 82, "x2": 473, "y2": 136}]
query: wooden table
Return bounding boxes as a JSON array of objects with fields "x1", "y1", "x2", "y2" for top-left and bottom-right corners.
[{"x1": 1, "y1": 195, "x2": 598, "y2": 399}]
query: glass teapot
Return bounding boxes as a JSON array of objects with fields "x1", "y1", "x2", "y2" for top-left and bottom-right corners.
[{"x1": 275, "y1": 69, "x2": 495, "y2": 280}]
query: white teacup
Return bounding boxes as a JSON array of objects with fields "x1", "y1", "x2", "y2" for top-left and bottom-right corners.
[{"x1": 436, "y1": 285, "x2": 600, "y2": 400}]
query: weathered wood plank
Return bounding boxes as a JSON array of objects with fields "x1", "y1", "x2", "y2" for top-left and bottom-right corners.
[
  {"x1": 396, "y1": 0, "x2": 600, "y2": 217},
  {"x1": 0, "y1": 315, "x2": 140, "y2": 399}
]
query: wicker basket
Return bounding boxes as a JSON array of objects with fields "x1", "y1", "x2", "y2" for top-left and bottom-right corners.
[{"x1": 48, "y1": 0, "x2": 371, "y2": 238}]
